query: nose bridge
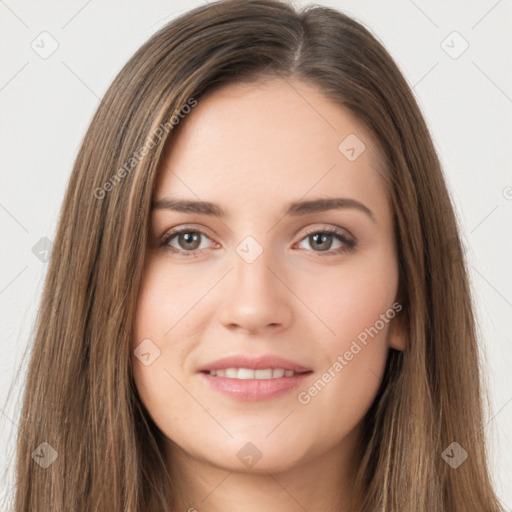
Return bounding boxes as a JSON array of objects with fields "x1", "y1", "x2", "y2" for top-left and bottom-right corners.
[
  {"x1": 232, "y1": 233, "x2": 280, "y2": 298},
  {"x1": 217, "y1": 233, "x2": 292, "y2": 331}
]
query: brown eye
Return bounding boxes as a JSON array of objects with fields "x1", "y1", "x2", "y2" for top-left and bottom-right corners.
[
  {"x1": 162, "y1": 229, "x2": 214, "y2": 256},
  {"x1": 176, "y1": 231, "x2": 201, "y2": 250},
  {"x1": 297, "y1": 228, "x2": 356, "y2": 255},
  {"x1": 308, "y1": 233, "x2": 333, "y2": 251}
]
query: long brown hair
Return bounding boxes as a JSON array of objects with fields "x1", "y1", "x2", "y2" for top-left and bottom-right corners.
[{"x1": 7, "y1": 0, "x2": 502, "y2": 510}]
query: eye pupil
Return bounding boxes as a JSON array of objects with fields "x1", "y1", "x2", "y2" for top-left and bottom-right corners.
[
  {"x1": 311, "y1": 233, "x2": 332, "y2": 251},
  {"x1": 179, "y1": 232, "x2": 200, "y2": 250}
]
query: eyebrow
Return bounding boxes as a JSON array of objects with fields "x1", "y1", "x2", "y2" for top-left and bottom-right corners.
[{"x1": 152, "y1": 197, "x2": 376, "y2": 223}]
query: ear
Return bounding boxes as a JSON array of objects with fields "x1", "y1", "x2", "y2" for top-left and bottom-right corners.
[{"x1": 387, "y1": 307, "x2": 407, "y2": 351}]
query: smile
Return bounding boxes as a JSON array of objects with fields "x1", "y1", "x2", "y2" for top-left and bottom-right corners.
[
  {"x1": 207, "y1": 368, "x2": 301, "y2": 379},
  {"x1": 200, "y1": 370, "x2": 313, "y2": 400}
]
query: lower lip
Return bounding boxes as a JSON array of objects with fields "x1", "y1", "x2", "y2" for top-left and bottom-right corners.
[{"x1": 199, "y1": 372, "x2": 313, "y2": 401}]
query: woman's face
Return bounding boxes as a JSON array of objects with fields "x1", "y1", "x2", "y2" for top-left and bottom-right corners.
[{"x1": 132, "y1": 78, "x2": 404, "y2": 475}]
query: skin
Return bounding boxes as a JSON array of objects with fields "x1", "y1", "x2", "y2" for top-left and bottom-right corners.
[{"x1": 131, "y1": 77, "x2": 406, "y2": 512}]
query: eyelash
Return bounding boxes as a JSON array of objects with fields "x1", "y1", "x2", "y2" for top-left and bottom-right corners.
[{"x1": 159, "y1": 225, "x2": 356, "y2": 258}]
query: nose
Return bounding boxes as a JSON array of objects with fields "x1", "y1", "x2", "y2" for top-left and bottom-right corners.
[{"x1": 217, "y1": 244, "x2": 293, "y2": 335}]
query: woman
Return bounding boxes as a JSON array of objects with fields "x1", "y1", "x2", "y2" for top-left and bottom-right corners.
[{"x1": 10, "y1": 0, "x2": 503, "y2": 510}]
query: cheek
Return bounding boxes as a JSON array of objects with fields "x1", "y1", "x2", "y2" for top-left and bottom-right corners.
[
  {"x1": 132, "y1": 255, "x2": 213, "y2": 354},
  {"x1": 297, "y1": 242, "x2": 399, "y2": 351},
  {"x1": 295, "y1": 342, "x2": 387, "y2": 454},
  {"x1": 131, "y1": 258, "x2": 214, "y2": 439},
  {"x1": 293, "y1": 247, "x2": 398, "y2": 435}
]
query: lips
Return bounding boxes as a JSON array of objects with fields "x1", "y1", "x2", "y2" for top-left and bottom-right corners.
[{"x1": 197, "y1": 354, "x2": 313, "y2": 400}]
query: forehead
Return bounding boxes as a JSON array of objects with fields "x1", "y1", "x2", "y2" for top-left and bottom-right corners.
[{"x1": 154, "y1": 78, "x2": 388, "y2": 218}]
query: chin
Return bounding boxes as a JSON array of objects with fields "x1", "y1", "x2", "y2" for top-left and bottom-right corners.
[{"x1": 211, "y1": 446, "x2": 308, "y2": 475}]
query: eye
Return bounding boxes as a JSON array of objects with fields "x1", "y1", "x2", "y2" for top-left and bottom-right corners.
[
  {"x1": 159, "y1": 225, "x2": 356, "y2": 258},
  {"x1": 161, "y1": 228, "x2": 216, "y2": 257},
  {"x1": 296, "y1": 227, "x2": 356, "y2": 256}
]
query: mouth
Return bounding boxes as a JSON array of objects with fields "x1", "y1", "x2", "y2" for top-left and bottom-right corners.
[
  {"x1": 203, "y1": 368, "x2": 310, "y2": 379},
  {"x1": 197, "y1": 355, "x2": 313, "y2": 400}
]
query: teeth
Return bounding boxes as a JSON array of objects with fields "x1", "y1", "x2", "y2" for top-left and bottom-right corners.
[
  {"x1": 208, "y1": 368, "x2": 299, "y2": 379},
  {"x1": 237, "y1": 368, "x2": 255, "y2": 380}
]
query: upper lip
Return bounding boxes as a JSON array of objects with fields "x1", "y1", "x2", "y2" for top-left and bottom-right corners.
[{"x1": 197, "y1": 355, "x2": 312, "y2": 373}]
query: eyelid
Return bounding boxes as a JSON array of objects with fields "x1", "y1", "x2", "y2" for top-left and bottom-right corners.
[{"x1": 299, "y1": 224, "x2": 354, "y2": 241}]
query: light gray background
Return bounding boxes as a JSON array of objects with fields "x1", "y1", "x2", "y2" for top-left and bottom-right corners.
[{"x1": 1, "y1": 0, "x2": 511, "y2": 508}]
